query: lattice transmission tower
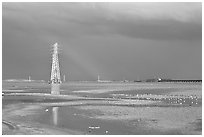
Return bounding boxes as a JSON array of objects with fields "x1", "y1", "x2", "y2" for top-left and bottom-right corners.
[{"x1": 50, "y1": 43, "x2": 61, "y2": 84}]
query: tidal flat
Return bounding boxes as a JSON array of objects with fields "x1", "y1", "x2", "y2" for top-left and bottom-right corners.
[{"x1": 2, "y1": 81, "x2": 202, "y2": 135}]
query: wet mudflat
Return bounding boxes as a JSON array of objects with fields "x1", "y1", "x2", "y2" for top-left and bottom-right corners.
[{"x1": 2, "y1": 81, "x2": 202, "y2": 135}]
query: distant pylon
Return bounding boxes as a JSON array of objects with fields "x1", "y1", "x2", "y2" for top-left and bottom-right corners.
[
  {"x1": 50, "y1": 43, "x2": 61, "y2": 84},
  {"x1": 97, "y1": 75, "x2": 100, "y2": 82}
]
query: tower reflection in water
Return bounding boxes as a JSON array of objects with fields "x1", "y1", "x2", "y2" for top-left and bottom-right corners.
[
  {"x1": 52, "y1": 107, "x2": 59, "y2": 126},
  {"x1": 51, "y1": 83, "x2": 60, "y2": 125}
]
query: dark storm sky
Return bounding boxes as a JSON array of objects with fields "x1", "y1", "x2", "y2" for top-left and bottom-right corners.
[{"x1": 2, "y1": 2, "x2": 202, "y2": 81}]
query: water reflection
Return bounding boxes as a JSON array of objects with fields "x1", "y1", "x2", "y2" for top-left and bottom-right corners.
[
  {"x1": 51, "y1": 84, "x2": 60, "y2": 95},
  {"x1": 51, "y1": 83, "x2": 60, "y2": 125},
  {"x1": 52, "y1": 107, "x2": 59, "y2": 125}
]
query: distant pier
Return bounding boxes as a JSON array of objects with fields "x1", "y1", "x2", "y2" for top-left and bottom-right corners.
[{"x1": 158, "y1": 79, "x2": 202, "y2": 83}]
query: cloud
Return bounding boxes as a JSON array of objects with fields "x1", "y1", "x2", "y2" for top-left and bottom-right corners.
[
  {"x1": 3, "y1": 2, "x2": 201, "y2": 41},
  {"x1": 105, "y1": 3, "x2": 201, "y2": 23}
]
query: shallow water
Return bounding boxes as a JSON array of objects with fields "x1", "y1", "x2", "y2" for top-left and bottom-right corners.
[
  {"x1": 30, "y1": 103, "x2": 201, "y2": 135},
  {"x1": 36, "y1": 106, "x2": 137, "y2": 135}
]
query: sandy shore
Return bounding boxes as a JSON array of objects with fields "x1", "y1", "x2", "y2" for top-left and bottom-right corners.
[{"x1": 2, "y1": 82, "x2": 202, "y2": 135}]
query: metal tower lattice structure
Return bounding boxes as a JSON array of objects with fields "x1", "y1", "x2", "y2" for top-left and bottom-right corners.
[{"x1": 50, "y1": 43, "x2": 61, "y2": 84}]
